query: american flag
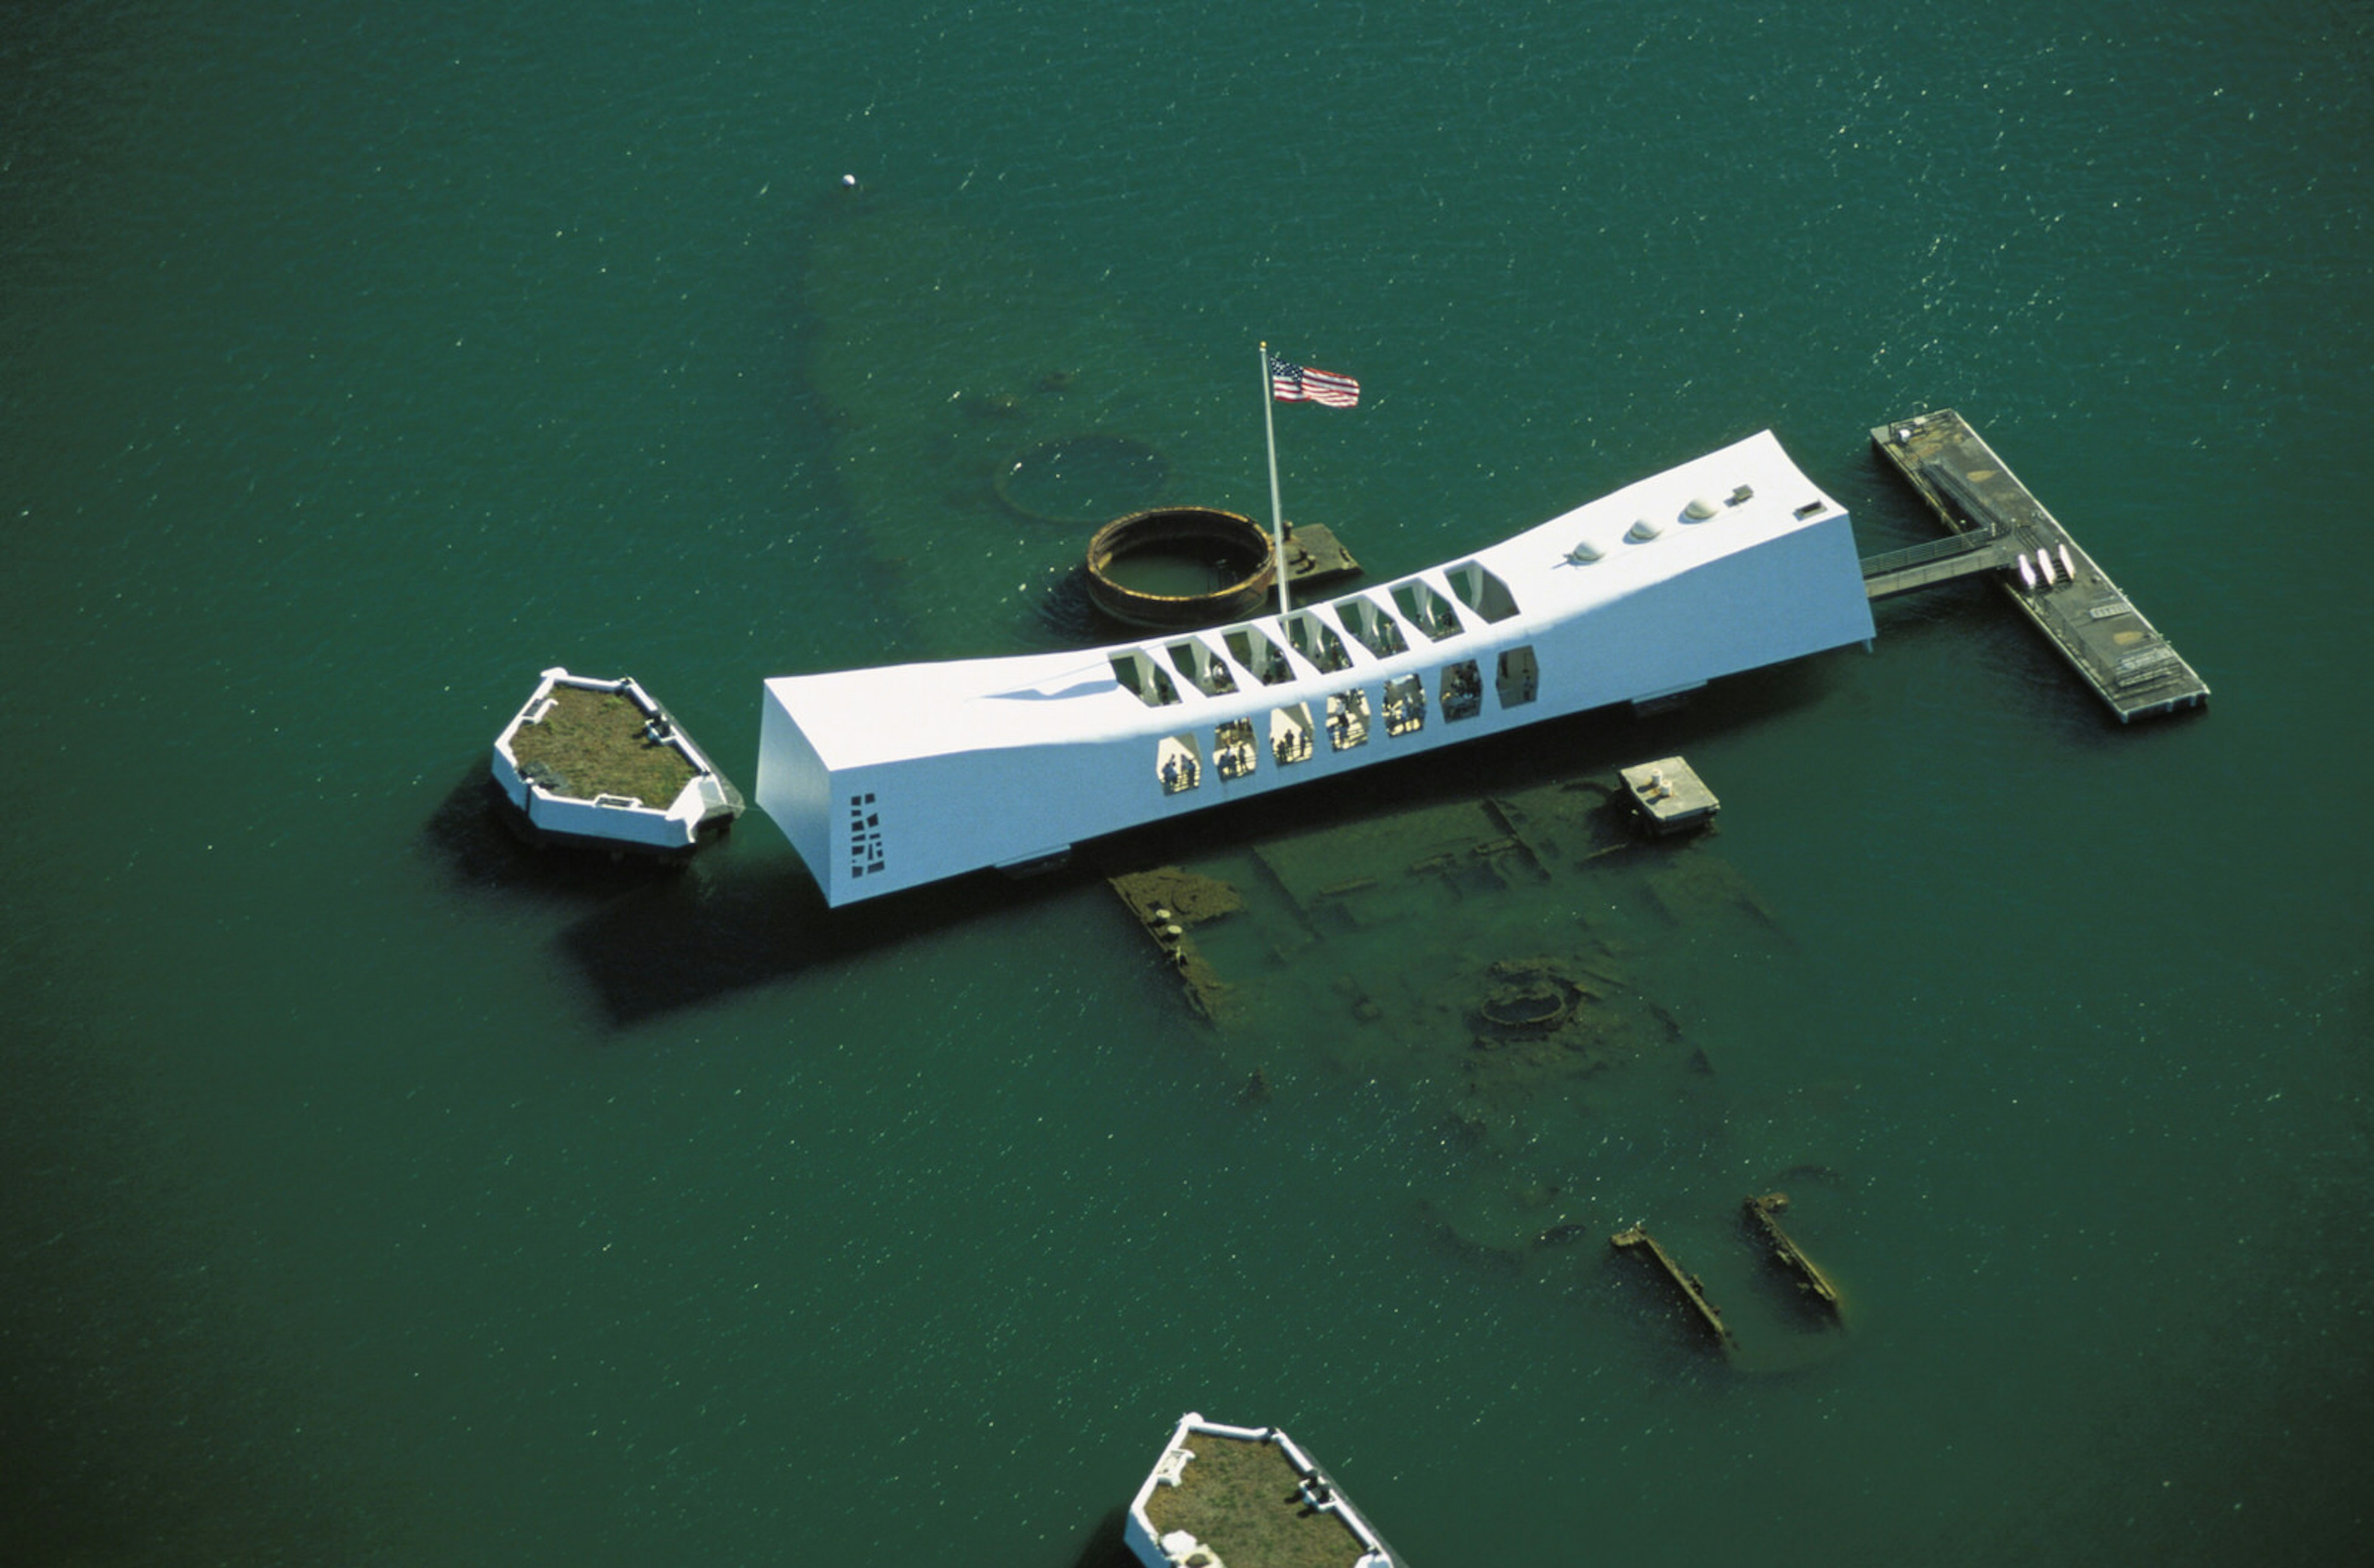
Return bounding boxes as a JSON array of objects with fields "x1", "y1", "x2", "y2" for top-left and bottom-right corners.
[{"x1": 1269, "y1": 353, "x2": 1360, "y2": 408}]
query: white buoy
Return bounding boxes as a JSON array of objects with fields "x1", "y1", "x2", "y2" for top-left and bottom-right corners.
[
  {"x1": 2018, "y1": 554, "x2": 2038, "y2": 590},
  {"x1": 841, "y1": 173, "x2": 859, "y2": 190}
]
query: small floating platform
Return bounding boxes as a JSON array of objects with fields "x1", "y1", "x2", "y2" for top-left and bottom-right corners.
[
  {"x1": 1871, "y1": 410, "x2": 2209, "y2": 723},
  {"x1": 493, "y1": 669, "x2": 743, "y2": 857},
  {"x1": 1619, "y1": 756, "x2": 1718, "y2": 835}
]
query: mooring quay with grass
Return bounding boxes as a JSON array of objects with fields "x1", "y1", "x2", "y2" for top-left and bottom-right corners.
[
  {"x1": 493, "y1": 669, "x2": 744, "y2": 856},
  {"x1": 756, "y1": 430, "x2": 1876, "y2": 906},
  {"x1": 1127, "y1": 1413, "x2": 1409, "y2": 1568}
]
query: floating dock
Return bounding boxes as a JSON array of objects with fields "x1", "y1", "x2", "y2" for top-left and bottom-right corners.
[{"x1": 1868, "y1": 410, "x2": 2209, "y2": 723}]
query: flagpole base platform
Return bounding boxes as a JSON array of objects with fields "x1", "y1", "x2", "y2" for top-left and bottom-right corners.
[{"x1": 1277, "y1": 522, "x2": 1362, "y2": 596}]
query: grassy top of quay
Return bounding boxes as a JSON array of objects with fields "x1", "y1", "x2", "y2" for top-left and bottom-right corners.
[
  {"x1": 1141, "y1": 1433, "x2": 1369, "y2": 1568},
  {"x1": 509, "y1": 685, "x2": 698, "y2": 807}
]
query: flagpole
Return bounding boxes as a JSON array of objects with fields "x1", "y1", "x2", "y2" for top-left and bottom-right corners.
[{"x1": 1260, "y1": 341, "x2": 1290, "y2": 619}]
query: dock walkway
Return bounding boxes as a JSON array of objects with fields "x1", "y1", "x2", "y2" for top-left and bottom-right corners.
[
  {"x1": 1859, "y1": 526, "x2": 2024, "y2": 599},
  {"x1": 1869, "y1": 410, "x2": 2208, "y2": 723}
]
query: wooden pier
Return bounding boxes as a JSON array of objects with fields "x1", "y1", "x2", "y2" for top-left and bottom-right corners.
[{"x1": 1868, "y1": 410, "x2": 2209, "y2": 723}]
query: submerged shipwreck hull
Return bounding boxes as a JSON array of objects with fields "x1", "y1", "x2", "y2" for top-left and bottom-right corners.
[
  {"x1": 1105, "y1": 776, "x2": 1863, "y2": 1368},
  {"x1": 757, "y1": 430, "x2": 1874, "y2": 906}
]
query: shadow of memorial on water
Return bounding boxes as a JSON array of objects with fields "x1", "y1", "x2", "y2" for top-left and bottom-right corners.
[
  {"x1": 538, "y1": 663, "x2": 1823, "y2": 1025},
  {"x1": 418, "y1": 753, "x2": 979, "y2": 1028},
  {"x1": 552, "y1": 835, "x2": 1095, "y2": 1027},
  {"x1": 419, "y1": 761, "x2": 698, "y2": 901},
  {"x1": 541, "y1": 731, "x2": 1612, "y2": 1029},
  {"x1": 1064, "y1": 1506, "x2": 1142, "y2": 1568},
  {"x1": 540, "y1": 771, "x2": 1483, "y2": 1032},
  {"x1": 1031, "y1": 562, "x2": 1115, "y2": 648}
]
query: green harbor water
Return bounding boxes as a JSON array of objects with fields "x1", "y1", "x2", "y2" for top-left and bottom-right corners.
[{"x1": 4, "y1": 2, "x2": 2369, "y2": 1563}]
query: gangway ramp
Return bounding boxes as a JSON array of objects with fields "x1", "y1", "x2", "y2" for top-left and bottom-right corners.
[{"x1": 1859, "y1": 527, "x2": 2023, "y2": 600}]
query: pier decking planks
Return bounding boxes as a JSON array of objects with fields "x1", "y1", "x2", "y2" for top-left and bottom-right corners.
[{"x1": 1871, "y1": 410, "x2": 2209, "y2": 723}]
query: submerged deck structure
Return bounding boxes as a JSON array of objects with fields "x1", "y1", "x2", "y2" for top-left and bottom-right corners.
[
  {"x1": 1869, "y1": 410, "x2": 2209, "y2": 722},
  {"x1": 758, "y1": 431, "x2": 1874, "y2": 905},
  {"x1": 1611, "y1": 1224, "x2": 1737, "y2": 1352}
]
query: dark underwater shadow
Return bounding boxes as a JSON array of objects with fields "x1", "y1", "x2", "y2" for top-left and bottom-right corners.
[
  {"x1": 418, "y1": 761, "x2": 694, "y2": 902},
  {"x1": 547, "y1": 663, "x2": 1844, "y2": 1028},
  {"x1": 1065, "y1": 1505, "x2": 1140, "y2": 1568},
  {"x1": 553, "y1": 839, "x2": 1085, "y2": 1028},
  {"x1": 1031, "y1": 562, "x2": 1117, "y2": 648},
  {"x1": 547, "y1": 743, "x2": 1539, "y2": 1030}
]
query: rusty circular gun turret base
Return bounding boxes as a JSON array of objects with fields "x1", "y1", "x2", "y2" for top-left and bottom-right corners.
[
  {"x1": 1084, "y1": 506, "x2": 1278, "y2": 630},
  {"x1": 1476, "y1": 972, "x2": 1584, "y2": 1033}
]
